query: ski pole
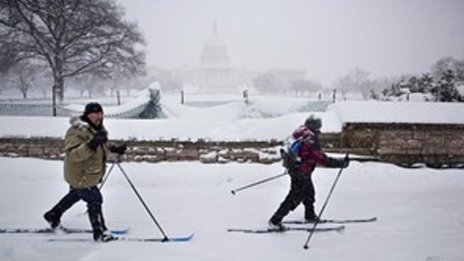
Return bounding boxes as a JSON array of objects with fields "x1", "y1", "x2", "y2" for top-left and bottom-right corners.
[
  {"x1": 231, "y1": 172, "x2": 287, "y2": 195},
  {"x1": 303, "y1": 153, "x2": 349, "y2": 250},
  {"x1": 115, "y1": 162, "x2": 170, "y2": 241},
  {"x1": 100, "y1": 152, "x2": 135, "y2": 190},
  {"x1": 99, "y1": 160, "x2": 117, "y2": 190}
]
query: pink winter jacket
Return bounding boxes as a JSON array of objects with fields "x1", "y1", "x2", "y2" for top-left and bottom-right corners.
[{"x1": 292, "y1": 126, "x2": 327, "y2": 174}]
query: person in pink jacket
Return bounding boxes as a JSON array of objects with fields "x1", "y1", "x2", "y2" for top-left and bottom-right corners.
[{"x1": 269, "y1": 115, "x2": 349, "y2": 229}]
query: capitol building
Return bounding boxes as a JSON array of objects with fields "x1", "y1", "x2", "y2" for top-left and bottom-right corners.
[
  {"x1": 194, "y1": 23, "x2": 249, "y2": 93},
  {"x1": 161, "y1": 23, "x2": 306, "y2": 94}
]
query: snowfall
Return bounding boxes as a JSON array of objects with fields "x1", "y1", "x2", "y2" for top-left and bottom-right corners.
[{"x1": 1, "y1": 91, "x2": 464, "y2": 261}]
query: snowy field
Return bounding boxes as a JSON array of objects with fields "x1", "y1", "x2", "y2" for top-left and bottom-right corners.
[
  {"x1": 0, "y1": 157, "x2": 464, "y2": 261},
  {"x1": 1, "y1": 95, "x2": 464, "y2": 260}
]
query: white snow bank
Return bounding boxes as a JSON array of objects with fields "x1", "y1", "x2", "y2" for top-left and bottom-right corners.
[
  {"x1": 1, "y1": 100, "x2": 463, "y2": 141},
  {"x1": 62, "y1": 87, "x2": 156, "y2": 117}
]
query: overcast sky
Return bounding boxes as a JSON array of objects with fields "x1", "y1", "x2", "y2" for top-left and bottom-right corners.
[{"x1": 116, "y1": 0, "x2": 464, "y2": 86}]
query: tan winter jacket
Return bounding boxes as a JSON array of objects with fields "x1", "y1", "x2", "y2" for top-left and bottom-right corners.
[{"x1": 63, "y1": 116, "x2": 108, "y2": 188}]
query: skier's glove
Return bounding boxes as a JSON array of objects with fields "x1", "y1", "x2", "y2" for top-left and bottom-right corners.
[
  {"x1": 110, "y1": 144, "x2": 127, "y2": 155},
  {"x1": 325, "y1": 157, "x2": 349, "y2": 168},
  {"x1": 88, "y1": 131, "x2": 108, "y2": 151}
]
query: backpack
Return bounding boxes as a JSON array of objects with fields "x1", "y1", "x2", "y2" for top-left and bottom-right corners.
[
  {"x1": 289, "y1": 138, "x2": 302, "y2": 157},
  {"x1": 281, "y1": 138, "x2": 302, "y2": 169}
]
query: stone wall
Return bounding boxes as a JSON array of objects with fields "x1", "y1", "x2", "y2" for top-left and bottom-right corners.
[
  {"x1": 0, "y1": 138, "x2": 283, "y2": 164},
  {"x1": 341, "y1": 123, "x2": 464, "y2": 167},
  {"x1": 1, "y1": 123, "x2": 463, "y2": 167},
  {"x1": 0, "y1": 135, "x2": 341, "y2": 164}
]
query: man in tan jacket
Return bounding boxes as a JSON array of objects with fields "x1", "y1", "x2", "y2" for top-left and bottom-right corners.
[{"x1": 44, "y1": 102, "x2": 126, "y2": 242}]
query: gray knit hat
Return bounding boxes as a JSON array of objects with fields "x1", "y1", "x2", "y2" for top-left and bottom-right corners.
[{"x1": 304, "y1": 114, "x2": 322, "y2": 131}]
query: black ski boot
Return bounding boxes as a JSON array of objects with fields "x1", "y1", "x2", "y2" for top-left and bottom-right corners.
[
  {"x1": 305, "y1": 205, "x2": 318, "y2": 222},
  {"x1": 268, "y1": 217, "x2": 286, "y2": 230},
  {"x1": 88, "y1": 204, "x2": 115, "y2": 242},
  {"x1": 93, "y1": 228, "x2": 116, "y2": 242},
  {"x1": 43, "y1": 211, "x2": 61, "y2": 229}
]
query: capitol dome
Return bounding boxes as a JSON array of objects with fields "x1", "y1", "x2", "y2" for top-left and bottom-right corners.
[{"x1": 200, "y1": 22, "x2": 230, "y2": 67}]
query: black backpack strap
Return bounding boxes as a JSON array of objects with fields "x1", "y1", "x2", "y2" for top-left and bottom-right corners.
[{"x1": 280, "y1": 149, "x2": 299, "y2": 169}]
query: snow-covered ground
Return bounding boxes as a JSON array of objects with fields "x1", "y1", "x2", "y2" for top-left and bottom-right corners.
[
  {"x1": 1, "y1": 95, "x2": 464, "y2": 260},
  {"x1": 0, "y1": 157, "x2": 463, "y2": 261}
]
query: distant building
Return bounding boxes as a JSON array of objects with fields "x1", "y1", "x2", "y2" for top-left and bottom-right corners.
[
  {"x1": 192, "y1": 22, "x2": 247, "y2": 93},
  {"x1": 155, "y1": 23, "x2": 306, "y2": 94}
]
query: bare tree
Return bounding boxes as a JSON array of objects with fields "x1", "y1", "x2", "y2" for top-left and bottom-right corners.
[
  {"x1": 0, "y1": 0, "x2": 145, "y2": 115},
  {"x1": 10, "y1": 62, "x2": 42, "y2": 99},
  {"x1": 290, "y1": 79, "x2": 322, "y2": 97},
  {"x1": 0, "y1": 41, "x2": 19, "y2": 73},
  {"x1": 252, "y1": 73, "x2": 283, "y2": 94},
  {"x1": 68, "y1": 74, "x2": 106, "y2": 98},
  {"x1": 335, "y1": 67, "x2": 372, "y2": 99}
]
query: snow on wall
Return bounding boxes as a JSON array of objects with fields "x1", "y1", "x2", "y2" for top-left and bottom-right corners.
[{"x1": 332, "y1": 101, "x2": 464, "y2": 125}]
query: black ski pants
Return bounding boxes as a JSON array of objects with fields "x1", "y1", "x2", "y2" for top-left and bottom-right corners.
[
  {"x1": 46, "y1": 186, "x2": 106, "y2": 231},
  {"x1": 270, "y1": 171, "x2": 316, "y2": 223}
]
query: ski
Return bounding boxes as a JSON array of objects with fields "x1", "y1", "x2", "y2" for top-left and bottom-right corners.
[
  {"x1": 0, "y1": 227, "x2": 129, "y2": 235},
  {"x1": 282, "y1": 217, "x2": 377, "y2": 225},
  {"x1": 47, "y1": 234, "x2": 194, "y2": 243},
  {"x1": 227, "y1": 225, "x2": 344, "y2": 234}
]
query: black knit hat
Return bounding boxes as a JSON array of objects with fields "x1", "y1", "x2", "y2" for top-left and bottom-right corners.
[{"x1": 84, "y1": 102, "x2": 103, "y2": 116}]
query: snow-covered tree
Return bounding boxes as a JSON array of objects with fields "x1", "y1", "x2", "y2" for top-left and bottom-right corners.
[
  {"x1": 0, "y1": 0, "x2": 145, "y2": 115},
  {"x1": 398, "y1": 74, "x2": 434, "y2": 94},
  {"x1": 381, "y1": 78, "x2": 406, "y2": 99},
  {"x1": 431, "y1": 57, "x2": 464, "y2": 83},
  {"x1": 431, "y1": 70, "x2": 462, "y2": 102}
]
